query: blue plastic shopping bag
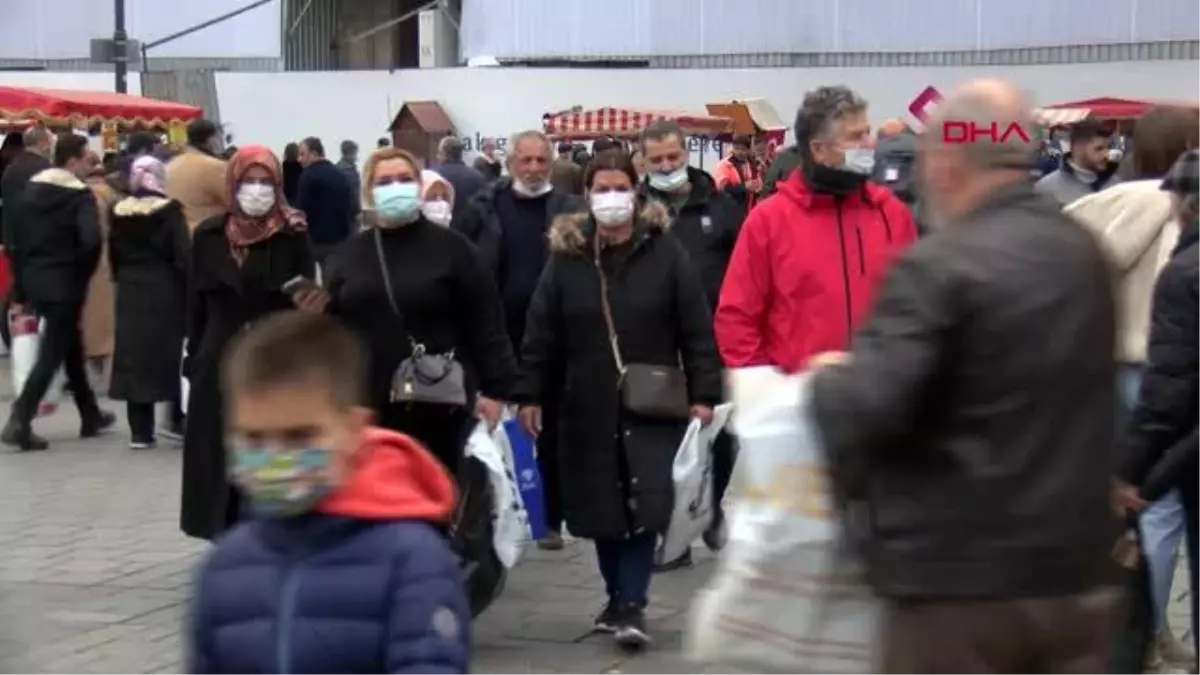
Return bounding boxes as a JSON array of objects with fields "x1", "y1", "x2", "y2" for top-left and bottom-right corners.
[{"x1": 502, "y1": 418, "x2": 547, "y2": 541}]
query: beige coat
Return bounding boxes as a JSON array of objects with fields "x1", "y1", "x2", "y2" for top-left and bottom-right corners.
[
  {"x1": 1065, "y1": 179, "x2": 1180, "y2": 363},
  {"x1": 165, "y1": 148, "x2": 229, "y2": 234},
  {"x1": 82, "y1": 178, "x2": 119, "y2": 358}
]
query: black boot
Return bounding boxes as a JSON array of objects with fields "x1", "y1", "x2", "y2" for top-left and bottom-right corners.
[
  {"x1": 1, "y1": 416, "x2": 48, "y2": 452},
  {"x1": 652, "y1": 549, "x2": 693, "y2": 573},
  {"x1": 80, "y1": 410, "x2": 117, "y2": 438}
]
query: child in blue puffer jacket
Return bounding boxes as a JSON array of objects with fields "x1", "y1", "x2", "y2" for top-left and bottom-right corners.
[{"x1": 187, "y1": 311, "x2": 469, "y2": 674}]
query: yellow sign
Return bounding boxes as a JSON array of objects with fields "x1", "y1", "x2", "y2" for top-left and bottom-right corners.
[
  {"x1": 100, "y1": 121, "x2": 119, "y2": 152},
  {"x1": 168, "y1": 121, "x2": 187, "y2": 146}
]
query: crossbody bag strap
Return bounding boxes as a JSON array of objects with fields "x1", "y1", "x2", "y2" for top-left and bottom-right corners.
[
  {"x1": 373, "y1": 227, "x2": 401, "y2": 317},
  {"x1": 593, "y1": 236, "x2": 625, "y2": 374}
]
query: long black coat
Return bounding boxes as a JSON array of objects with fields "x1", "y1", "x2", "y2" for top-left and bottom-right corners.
[
  {"x1": 515, "y1": 202, "x2": 723, "y2": 540},
  {"x1": 180, "y1": 215, "x2": 315, "y2": 540},
  {"x1": 107, "y1": 195, "x2": 189, "y2": 402}
]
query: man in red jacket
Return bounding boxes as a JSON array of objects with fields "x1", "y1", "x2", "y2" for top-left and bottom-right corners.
[{"x1": 715, "y1": 86, "x2": 918, "y2": 372}]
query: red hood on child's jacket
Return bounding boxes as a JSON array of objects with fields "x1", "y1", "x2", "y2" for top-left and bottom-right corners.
[{"x1": 316, "y1": 426, "x2": 457, "y2": 522}]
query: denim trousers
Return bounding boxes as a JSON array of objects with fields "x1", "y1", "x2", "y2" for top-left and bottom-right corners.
[
  {"x1": 1120, "y1": 363, "x2": 1186, "y2": 631},
  {"x1": 594, "y1": 532, "x2": 657, "y2": 607}
]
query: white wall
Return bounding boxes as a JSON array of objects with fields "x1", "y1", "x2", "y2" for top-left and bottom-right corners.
[{"x1": 216, "y1": 61, "x2": 1199, "y2": 167}]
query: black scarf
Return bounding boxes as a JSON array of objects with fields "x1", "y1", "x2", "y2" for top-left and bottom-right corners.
[{"x1": 804, "y1": 162, "x2": 868, "y2": 197}]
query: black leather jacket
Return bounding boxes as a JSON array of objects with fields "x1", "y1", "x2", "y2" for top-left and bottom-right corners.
[{"x1": 812, "y1": 181, "x2": 1119, "y2": 600}]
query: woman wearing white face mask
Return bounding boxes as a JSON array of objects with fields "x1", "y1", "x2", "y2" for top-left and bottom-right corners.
[
  {"x1": 180, "y1": 144, "x2": 316, "y2": 541},
  {"x1": 419, "y1": 169, "x2": 455, "y2": 227},
  {"x1": 513, "y1": 150, "x2": 723, "y2": 648},
  {"x1": 321, "y1": 148, "x2": 517, "y2": 474}
]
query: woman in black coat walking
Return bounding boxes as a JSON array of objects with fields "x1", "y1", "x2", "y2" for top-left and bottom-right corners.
[
  {"x1": 515, "y1": 150, "x2": 723, "y2": 648},
  {"x1": 108, "y1": 156, "x2": 189, "y2": 448},
  {"x1": 180, "y1": 145, "x2": 314, "y2": 540},
  {"x1": 316, "y1": 146, "x2": 517, "y2": 472}
]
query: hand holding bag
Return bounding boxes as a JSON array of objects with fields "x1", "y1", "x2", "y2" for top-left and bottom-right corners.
[
  {"x1": 594, "y1": 236, "x2": 690, "y2": 420},
  {"x1": 373, "y1": 228, "x2": 468, "y2": 408}
]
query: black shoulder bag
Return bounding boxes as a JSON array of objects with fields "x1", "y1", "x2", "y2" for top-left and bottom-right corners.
[
  {"x1": 593, "y1": 236, "x2": 691, "y2": 420},
  {"x1": 373, "y1": 228, "x2": 468, "y2": 408}
]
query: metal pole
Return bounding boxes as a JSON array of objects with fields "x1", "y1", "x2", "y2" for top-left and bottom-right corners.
[
  {"x1": 113, "y1": 0, "x2": 128, "y2": 93},
  {"x1": 143, "y1": 0, "x2": 274, "y2": 50},
  {"x1": 344, "y1": 0, "x2": 439, "y2": 45}
]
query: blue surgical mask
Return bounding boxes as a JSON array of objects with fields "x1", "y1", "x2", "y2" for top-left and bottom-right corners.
[
  {"x1": 373, "y1": 183, "x2": 421, "y2": 226},
  {"x1": 648, "y1": 165, "x2": 689, "y2": 192},
  {"x1": 229, "y1": 446, "x2": 336, "y2": 517}
]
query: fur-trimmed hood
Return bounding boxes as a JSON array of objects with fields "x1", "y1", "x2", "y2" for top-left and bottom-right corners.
[
  {"x1": 548, "y1": 199, "x2": 670, "y2": 254},
  {"x1": 113, "y1": 195, "x2": 176, "y2": 218},
  {"x1": 24, "y1": 167, "x2": 94, "y2": 217},
  {"x1": 30, "y1": 167, "x2": 87, "y2": 191}
]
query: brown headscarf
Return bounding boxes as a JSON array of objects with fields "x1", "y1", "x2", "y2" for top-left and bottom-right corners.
[{"x1": 225, "y1": 144, "x2": 306, "y2": 262}]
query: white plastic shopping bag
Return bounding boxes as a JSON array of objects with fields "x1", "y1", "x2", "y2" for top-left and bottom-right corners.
[
  {"x1": 464, "y1": 421, "x2": 528, "y2": 568},
  {"x1": 686, "y1": 367, "x2": 880, "y2": 673},
  {"x1": 8, "y1": 308, "x2": 62, "y2": 417},
  {"x1": 659, "y1": 403, "x2": 734, "y2": 563},
  {"x1": 179, "y1": 340, "x2": 190, "y2": 413}
]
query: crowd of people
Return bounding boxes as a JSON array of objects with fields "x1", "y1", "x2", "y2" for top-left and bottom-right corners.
[{"x1": 0, "y1": 75, "x2": 1195, "y2": 673}]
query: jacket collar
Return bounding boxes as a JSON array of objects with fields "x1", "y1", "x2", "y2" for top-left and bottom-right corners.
[
  {"x1": 958, "y1": 179, "x2": 1037, "y2": 223},
  {"x1": 548, "y1": 200, "x2": 670, "y2": 255},
  {"x1": 1175, "y1": 221, "x2": 1199, "y2": 253},
  {"x1": 253, "y1": 513, "x2": 368, "y2": 555},
  {"x1": 29, "y1": 167, "x2": 87, "y2": 190}
]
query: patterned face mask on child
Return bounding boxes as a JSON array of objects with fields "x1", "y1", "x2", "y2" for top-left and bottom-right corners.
[{"x1": 229, "y1": 445, "x2": 336, "y2": 517}]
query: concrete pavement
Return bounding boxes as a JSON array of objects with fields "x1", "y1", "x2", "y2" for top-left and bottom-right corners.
[
  {"x1": 0, "y1": 363, "x2": 1190, "y2": 673},
  {"x1": 0, "y1": 367, "x2": 723, "y2": 673}
]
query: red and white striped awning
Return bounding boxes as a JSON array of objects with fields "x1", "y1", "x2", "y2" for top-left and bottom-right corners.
[
  {"x1": 542, "y1": 107, "x2": 735, "y2": 140},
  {"x1": 1032, "y1": 107, "x2": 1092, "y2": 127}
]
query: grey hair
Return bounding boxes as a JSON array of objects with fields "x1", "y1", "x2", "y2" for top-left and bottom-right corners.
[
  {"x1": 508, "y1": 130, "x2": 550, "y2": 158},
  {"x1": 437, "y1": 135, "x2": 464, "y2": 161},
  {"x1": 794, "y1": 86, "x2": 868, "y2": 147},
  {"x1": 22, "y1": 125, "x2": 51, "y2": 148},
  {"x1": 931, "y1": 92, "x2": 1036, "y2": 170},
  {"x1": 639, "y1": 120, "x2": 686, "y2": 150}
]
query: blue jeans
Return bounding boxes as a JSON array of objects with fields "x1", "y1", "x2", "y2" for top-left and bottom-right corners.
[
  {"x1": 1119, "y1": 363, "x2": 1187, "y2": 632},
  {"x1": 595, "y1": 532, "x2": 657, "y2": 607}
]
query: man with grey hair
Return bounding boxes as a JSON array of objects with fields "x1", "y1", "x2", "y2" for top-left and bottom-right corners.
[
  {"x1": 715, "y1": 85, "x2": 917, "y2": 374},
  {"x1": 1, "y1": 125, "x2": 53, "y2": 251},
  {"x1": 807, "y1": 79, "x2": 1120, "y2": 672},
  {"x1": 433, "y1": 135, "x2": 485, "y2": 217},
  {"x1": 453, "y1": 130, "x2": 583, "y2": 551}
]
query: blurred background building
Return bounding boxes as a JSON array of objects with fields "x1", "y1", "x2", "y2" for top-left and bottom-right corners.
[{"x1": 0, "y1": 0, "x2": 1194, "y2": 73}]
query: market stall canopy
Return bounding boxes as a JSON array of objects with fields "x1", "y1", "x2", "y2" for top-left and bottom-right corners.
[
  {"x1": 1045, "y1": 96, "x2": 1200, "y2": 121},
  {"x1": 543, "y1": 106, "x2": 734, "y2": 140},
  {"x1": 0, "y1": 87, "x2": 202, "y2": 126},
  {"x1": 705, "y1": 99, "x2": 787, "y2": 136},
  {"x1": 1031, "y1": 107, "x2": 1092, "y2": 127}
]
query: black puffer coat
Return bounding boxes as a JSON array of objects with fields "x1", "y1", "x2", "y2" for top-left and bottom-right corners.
[
  {"x1": 514, "y1": 202, "x2": 723, "y2": 540},
  {"x1": 107, "y1": 194, "x2": 189, "y2": 402}
]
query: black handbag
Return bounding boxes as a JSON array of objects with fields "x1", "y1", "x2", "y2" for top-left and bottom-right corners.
[
  {"x1": 593, "y1": 237, "x2": 690, "y2": 420},
  {"x1": 373, "y1": 228, "x2": 468, "y2": 408}
]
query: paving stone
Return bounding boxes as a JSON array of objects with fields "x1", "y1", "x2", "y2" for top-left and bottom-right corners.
[{"x1": 0, "y1": 362, "x2": 1190, "y2": 673}]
